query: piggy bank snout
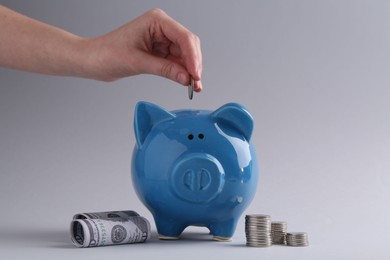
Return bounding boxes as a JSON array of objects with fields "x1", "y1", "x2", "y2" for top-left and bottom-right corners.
[{"x1": 171, "y1": 153, "x2": 225, "y2": 203}]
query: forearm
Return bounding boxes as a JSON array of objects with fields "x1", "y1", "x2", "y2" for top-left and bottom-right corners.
[
  {"x1": 0, "y1": 6, "x2": 203, "y2": 88},
  {"x1": 0, "y1": 5, "x2": 90, "y2": 78}
]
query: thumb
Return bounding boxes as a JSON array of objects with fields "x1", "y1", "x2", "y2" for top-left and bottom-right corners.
[{"x1": 138, "y1": 54, "x2": 189, "y2": 85}]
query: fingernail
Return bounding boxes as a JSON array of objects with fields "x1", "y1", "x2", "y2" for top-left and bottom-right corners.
[{"x1": 177, "y1": 73, "x2": 188, "y2": 85}]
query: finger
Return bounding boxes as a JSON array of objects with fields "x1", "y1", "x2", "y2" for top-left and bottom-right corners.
[
  {"x1": 169, "y1": 43, "x2": 203, "y2": 82},
  {"x1": 154, "y1": 10, "x2": 202, "y2": 81},
  {"x1": 165, "y1": 50, "x2": 202, "y2": 92},
  {"x1": 194, "y1": 80, "x2": 202, "y2": 92},
  {"x1": 137, "y1": 52, "x2": 190, "y2": 86}
]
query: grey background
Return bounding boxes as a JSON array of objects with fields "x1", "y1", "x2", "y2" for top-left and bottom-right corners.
[{"x1": 1, "y1": 0, "x2": 390, "y2": 259}]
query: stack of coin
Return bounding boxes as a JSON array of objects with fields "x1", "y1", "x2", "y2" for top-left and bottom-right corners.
[
  {"x1": 245, "y1": 214, "x2": 272, "y2": 247},
  {"x1": 286, "y1": 232, "x2": 309, "y2": 247},
  {"x1": 271, "y1": 221, "x2": 287, "y2": 245}
]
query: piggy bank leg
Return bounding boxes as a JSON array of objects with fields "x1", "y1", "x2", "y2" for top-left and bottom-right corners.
[
  {"x1": 154, "y1": 216, "x2": 186, "y2": 240},
  {"x1": 208, "y1": 218, "x2": 237, "y2": 242}
]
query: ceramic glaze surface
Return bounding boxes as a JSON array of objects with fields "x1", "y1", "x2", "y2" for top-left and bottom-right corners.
[{"x1": 131, "y1": 101, "x2": 258, "y2": 240}]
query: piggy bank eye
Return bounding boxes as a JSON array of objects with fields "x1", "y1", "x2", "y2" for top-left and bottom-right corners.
[
  {"x1": 188, "y1": 134, "x2": 194, "y2": 140},
  {"x1": 198, "y1": 133, "x2": 204, "y2": 139}
]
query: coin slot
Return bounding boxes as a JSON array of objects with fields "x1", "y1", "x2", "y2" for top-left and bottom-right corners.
[
  {"x1": 188, "y1": 134, "x2": 194, "y2": 140},
  {"x1": 198, "y1": 133, "x2": 204, "y2": 139}
]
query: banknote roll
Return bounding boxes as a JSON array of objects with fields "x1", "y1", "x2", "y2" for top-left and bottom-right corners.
[
  {"x1": 70, "y1": 213, "x2": 150, "y2": 247},
  {"x1": 73, "y1": 210, "x2": 140, "y2": 220}
]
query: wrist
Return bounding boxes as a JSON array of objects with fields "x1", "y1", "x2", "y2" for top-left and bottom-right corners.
[
  {"x1": 63, "y1": 36, "x2": 105, "y2": 80},
  {"x1": 72, "y1": 36, "x2": 125, "y2": 82}
]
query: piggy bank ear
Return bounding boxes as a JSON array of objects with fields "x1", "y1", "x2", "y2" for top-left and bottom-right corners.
[
  {"x1": 134, "y1": 101, "x2": 175, "y2": 147},
  {"x1": 211, "y1": 103, "x2": 254, "y2": 141}
]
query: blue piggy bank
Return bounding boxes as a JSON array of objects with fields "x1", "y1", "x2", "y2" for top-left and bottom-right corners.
[{"x1": 131, "y1": 101, "x2": 258, "y2": 241}]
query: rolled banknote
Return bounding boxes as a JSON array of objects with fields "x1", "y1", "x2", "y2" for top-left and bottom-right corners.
[
  {"x1": 73, "y1": 210, "x2": 139, "y2": 220},
  {"x1": 70, "y1": 211, "x2": 150, "y2": 248}
]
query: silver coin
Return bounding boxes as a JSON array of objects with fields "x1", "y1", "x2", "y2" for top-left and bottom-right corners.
[
  {"x1": 271, "y1": 222, "x2": 287, "y2": 229},
  {"x1": 246, "y1": 240, "x2": 272, "y2": 243},
  {"x1": 246, "y1": 238, "x2": 272, "y2": 242},
  {"x1": 245, "y1": 215, "x2": 309, "y2": 247},
  {"x1": 245, "y1": 214, "x2": 271, "y2": 219},
  {"x1": 287, "y1": 243, "x2": 309, "y2": 247},
  {"x1": 246, "y1": 243, "x2": 272, "y2": 247},
  {"x1": 247, "y1": 234, "x2": 272, "y2": 237},
  {"x1": 246, "y1": 227, "x2": 271, "y2": 231},
  {"x1": 245, "y1": 214, "x2": 272, "y2": 248},
  {"x1": 286, "y1": 232, "x2": 309, "y2": 247},
  {"x1": 246, "y1": 231, "x2": 271, "y2": 235},
  {"x1": 188, "y1": 77, "x2": 194, "y2": 100},
  {"x1": 271, "y1": 221, "x2": 287, "y2": 244}
]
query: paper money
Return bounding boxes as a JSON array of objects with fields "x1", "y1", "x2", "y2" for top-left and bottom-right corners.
[
  {"x1": 73, "y1": 210, "x2": 139, "y2": 220},
  {"x1": 70, "y1": 210, "x2": 150, "y2": 248}
]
